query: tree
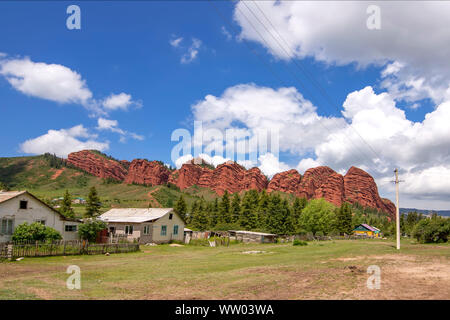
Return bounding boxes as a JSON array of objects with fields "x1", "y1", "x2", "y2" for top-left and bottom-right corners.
[
  {"x1": 265, "y1": 194, "x2": 293, "y2": 235},
  {"x1": 60, "y1": 189, "x2": 75, "y2": 218},
  {"x1": 85, "y1": 186, "x2": 101, "y2": 218},
  {"x1": 174, "y1": 196, "x2": 187, "y2": 222},
  {"x1": 12, "y1": 222, "x2": 62, "y2": 242},
  {"x1": 336, "y1": 202, "x2": 353, "y2": 235},
  {"x1": 190, "y1": 199, "x2": 209, "y2": 231},
  {"x1": 257, "y1": 190, "x2": 270, "y2": 229},
  {"x1": 292, "y1": 197, "x2": 307, "y2": 231},
  {"x1": 219, "y1": 191, "x2": 232, "y2": 224},
  {"x1": 78, "y1": 219, "x2": 107, "y2": 242},
  {"x1": 0, "y1": 181, "x2": 9, "y2": 191},
  {"x1": 298, "y1": 199, "x2": 336, "y2": 235},
  {"x1": 239, "y1": 190, "x2": 259, "y2": 230},
  {"x1": 412, "y1": 216, "x2": 450, "y2": 243},
  {"x1": 230, "y1": 193, "x2": 241, "y2": 223}
]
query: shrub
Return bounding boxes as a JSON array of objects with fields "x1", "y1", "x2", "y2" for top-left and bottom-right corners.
[
  {"x1": 412, "y1": 217, "x2": 450, "y2": 243},
  {"x1": 293, "y1": 239, "x2": 308, "y2": 246},
  {"x1": 12, "y1": 222, "x2": 62, "y2": 243},
  {"x1": 78, "y1": 219, "x2": 107, "y2": 242}
]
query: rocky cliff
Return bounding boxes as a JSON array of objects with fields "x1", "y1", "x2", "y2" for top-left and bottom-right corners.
[
  {"x1": 66, "y1": 150, "x2": 127, "y2": 181},
  {"x1": 66, "y1": 150, "x2": 394, "y2": 215},
  {"x1": 124, "y1": 159, "x2": 171, "y2": 186}
]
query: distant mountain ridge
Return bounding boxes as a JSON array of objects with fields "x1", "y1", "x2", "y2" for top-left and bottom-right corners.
[
  {"x1": 66, "y1": 150, "x2": 395, "y2": 216},
  {"x1": 400, "y1": 208, "x2": 450, "y2": 217}
]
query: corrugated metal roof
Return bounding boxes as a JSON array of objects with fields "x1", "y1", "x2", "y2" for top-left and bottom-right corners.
[
  {"x1": 361, "y1": 224, "x2": 377, "y2": 232},
  {"x1": 229, "y1": 230, "x2": 277, "y2": 236},
  {"x1": 99, "y1": 208, "x2": 173, "y2": 223},
  {"x1": 0, "y1": 191, "x2": 27, "y2": 204}
]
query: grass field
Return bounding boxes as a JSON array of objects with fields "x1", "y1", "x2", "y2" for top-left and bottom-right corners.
[{"x1": 0, "y1": 239, "x2": 448, "y2": 300}]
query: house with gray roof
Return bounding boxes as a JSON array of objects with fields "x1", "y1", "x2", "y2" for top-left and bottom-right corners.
[{"x1": 98, "y1": 208, "x2": 185, "y2": 244}]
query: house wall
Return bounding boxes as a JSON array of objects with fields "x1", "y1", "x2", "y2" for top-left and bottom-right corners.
[
  {"x1": 152, "y1": 212, "x2": 184, "y2": 243},
  {"x1": 107, "y1": 222, "x2": 153, "y2": 243},
  {"x1": 0, "y1": 193, "x2": 80, "y2": 242}
]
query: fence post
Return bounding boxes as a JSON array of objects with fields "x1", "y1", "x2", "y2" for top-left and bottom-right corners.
[{"x1": 7, "y1": 244, "x2": 13, "y2": 261}]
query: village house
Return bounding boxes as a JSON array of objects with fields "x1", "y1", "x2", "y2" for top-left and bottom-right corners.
[
  {"x1": 353, "y1": 224, "x2": 382, "y2": 238},
  {"x1": 98, "y1": 208, "x2": 185, "y2": 244},
  {"x1": 0, "y1": 191, "x2": 81, "y2": 243},
  {"x1": 228, "y1": 230, "x2": 277, "y2": 243}
]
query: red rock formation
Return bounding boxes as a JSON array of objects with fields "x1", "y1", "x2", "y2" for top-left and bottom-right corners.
[
  {"x1": 242, "y1": 167, "x2": 269, "y2": 192},
  {"x1": 267, "y1": 169, "x2": 302, "y2": 194},
  {"x1": 168, "y1": 164, "x2": 209, "y2": 189},
  {"x1": 67, "y1": 150, "x2": 127, "y2": 181},
  {"x1": 314, "y1": 171, "x2": 345, "y2": 207},
  {"x1": 124, "y1": 159, "x2": 171, "y2": 186},
  {"x1": 344, "y1": 166, "x2": 394, "y2": 216},
  {"x1": 298, "y1": 166, "x2": 339, "y2": 199}
]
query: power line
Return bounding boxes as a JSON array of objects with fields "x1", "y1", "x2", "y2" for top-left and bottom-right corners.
[{"x1": 239, "y1": 0, "x2": 384, "y2": 169}]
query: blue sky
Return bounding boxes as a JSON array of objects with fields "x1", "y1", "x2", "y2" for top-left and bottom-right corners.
[{"x1": 1, "y1": 1, "x2": 450, "y2": 209}]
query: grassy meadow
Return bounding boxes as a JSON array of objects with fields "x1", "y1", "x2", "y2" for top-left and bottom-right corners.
[{"x1": 0, "y1": 239, "x2": 449, "y2": 300}]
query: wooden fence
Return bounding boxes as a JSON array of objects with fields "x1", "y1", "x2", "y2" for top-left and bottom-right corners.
[{"x1": 0, "y1": 240, "x2": 140, "y2": 260}]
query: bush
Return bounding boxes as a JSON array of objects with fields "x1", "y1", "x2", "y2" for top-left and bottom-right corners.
[
  {"x1": 293, "y1": 239, "x2": 308, "y2": 246},
  {"x1": 12, "y1": 222, "x2": 62, "y2": 243},
  {"x1": 78, "y1": 219, "x2": 107, "y2": 242},
  {"x1": 412, "y1": 217, "x2": 450, "y2": 243}
]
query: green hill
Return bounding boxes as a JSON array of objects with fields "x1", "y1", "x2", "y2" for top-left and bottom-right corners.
[{"x1": 0, "y1": 154, "x2": 216, "y2": 217}]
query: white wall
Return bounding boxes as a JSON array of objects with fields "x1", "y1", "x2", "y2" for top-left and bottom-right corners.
[
  {"x1": 0, "y1": 193, "x2": 80, "y2": 242},
  {"x1": 152, "y1": 211, "x2": 185, "y2": 243}
]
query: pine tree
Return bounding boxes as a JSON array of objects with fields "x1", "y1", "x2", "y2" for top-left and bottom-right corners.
[
  {"x1": 230, "y1": 193, "x2": 241, "y2": 223},
  {"x1": 219, "y1": 191, "x2": 231, "y2": 224},
  {"x1": 85, "y1": 186, "x2": 101, "y2": 218},
  {"x1": 336, "y1": 202, "x2": 353, "y2": 235},
  {"x1": 291, "y1": 197, "x2": 307, "y2": 231},
  {"x1": 239, "y1": 190, "x2": 259, "y2": 230},
  {"x1": 190, "y1": 199, "x2": 209, "y2": 231},
  {"x1": 60, "y1": 189, "x2": 75, "y2": 218},
  {"x1": 208, "y1": 200, "x2": 219, "y2": 229},
  {"x1": 257, "y1": 190, "x2": 270, "y2": 230},
  {"x1": 174, "y1": 196, "x2": 188, "y2": 221}
]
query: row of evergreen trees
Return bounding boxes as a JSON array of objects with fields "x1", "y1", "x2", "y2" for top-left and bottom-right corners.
[
  {"x1": 173, "y1": 190, "x2": 389, "y2": 236},
  {"x1": 58, "y1": 187, "x2": 101, "y2": 219}
]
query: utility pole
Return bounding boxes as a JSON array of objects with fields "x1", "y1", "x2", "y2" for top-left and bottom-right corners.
[{"x1": 394, "y1": 169, "x2": 401, "y2": 250}]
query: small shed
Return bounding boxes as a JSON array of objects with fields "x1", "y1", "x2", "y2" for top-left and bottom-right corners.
[
  {"x1": 228, "y1": 230, "x2": 277, "y2": 243},
  {"x1": 353, "y1": 224, "x2": 382, "y2": 238}
]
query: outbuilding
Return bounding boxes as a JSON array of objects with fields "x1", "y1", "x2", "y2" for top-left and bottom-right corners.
[
  {"x1": 99, "y1": 208, "x2": 185, "y2": 244},
  {"x1": 353, "y1": 224, "x2": 382, "y2": 238},
  {"x1": 228, "y1": 230, "x2": 277, "y2": 243},
  {"x1": 0, "y1": 190, "x2": 80, "y2": 242}
]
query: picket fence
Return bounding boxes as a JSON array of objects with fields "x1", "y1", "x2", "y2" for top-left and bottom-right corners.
[{"x1": 0, "y1": 240, "x2": 140, "y2": 260}]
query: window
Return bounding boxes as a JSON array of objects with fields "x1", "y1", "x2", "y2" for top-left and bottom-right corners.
[
  {"x1": 1, "y1": 219, "x2": 14, "y2": 235},
  {"x1": 109, "y1": 227, "x2": 116, "y2": 234},
  {"x1": 143, "y1": 225, "x2": 150, "y2": 235},
  {"x1": 125, "y1": 225, "x2": 134, "y2": 235},
  {"x1": 161, "y1": 225, "x2": 167, "y2": 236},
  {"x1": 173, "y1": 225, "x2": 178, "y2": 235},
  {"x1": 36, "y1": 219, "x2": 46, "y2": 225},
  {"x1": 65, "y1": 225, "x2": 77, "y2": 232},
  {"x1": 169, "y1": 213, "x2": 173, "y2": 220},
  {"x1": 19, "y1": 200, "x2": 28, "y2": 209}
]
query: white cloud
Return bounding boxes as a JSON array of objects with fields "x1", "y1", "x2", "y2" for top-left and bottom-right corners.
[
  {"x1": 181, "y1": 38, "x2": 202, "y2": 64},
  {"x1": 175, "y1": 154, "x2": 194, "y2": 169},
  {"x1": 190, "y1": 83, "x2": 450, "y2": 208},
  {"x1": 0, "y1": 55, "x2": 142, "y2": 115},
  {"x1": 169, "y1": 36, "x2": 183, "y2": 48},
  {"x1": 233, "y1": 1, "x2": 450, "y2": 104},
  {"x1": 102, "y1": 93, "x2": 141, "y2": 111},
  {"x1": 0, "y1": 56, "x2": 92, "y2": 105},
  {"x1": 96, "y1": 117, "x2": 144, "y2": 142},
  {"x1": 20, "y1": 125, "x2": 109, "y2": 158},
  {"x1": 258, "y1": 153, "x2": 289, "y2": 178},
  {"x1": 221, "y1": 26, "x2": 232, "y2": 41}
]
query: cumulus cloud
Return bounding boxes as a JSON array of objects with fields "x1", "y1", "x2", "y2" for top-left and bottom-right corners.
[
  {"x1": 0, "y1": 56, "x2": 92, "y2": 105},
  {"x1": 233, "y1": 1, "x2": 450, "y2": 104},
  {"x1": 189, "y1": 83, "x2": 450, "y2": 208},
  {"x1": 20, "y1": 125, "x2": 109, "y2": 158},
  {"x1": 96, "y1": 118, "x2": 144, "y2": 142},
  {"x1": 0, "y1": 55, "x2": 142, "y2": 115},
  {"x1": 102, "y1": 93, "x2": 141, "y2": 111}
]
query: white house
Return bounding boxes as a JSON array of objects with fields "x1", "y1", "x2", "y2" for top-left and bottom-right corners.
[
  {"x1": 99, "y1": 208, "x2": 185, "y2": 244},
  {"x1": 0, "y1": 191, "x2": 81, "y2": 242}
]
